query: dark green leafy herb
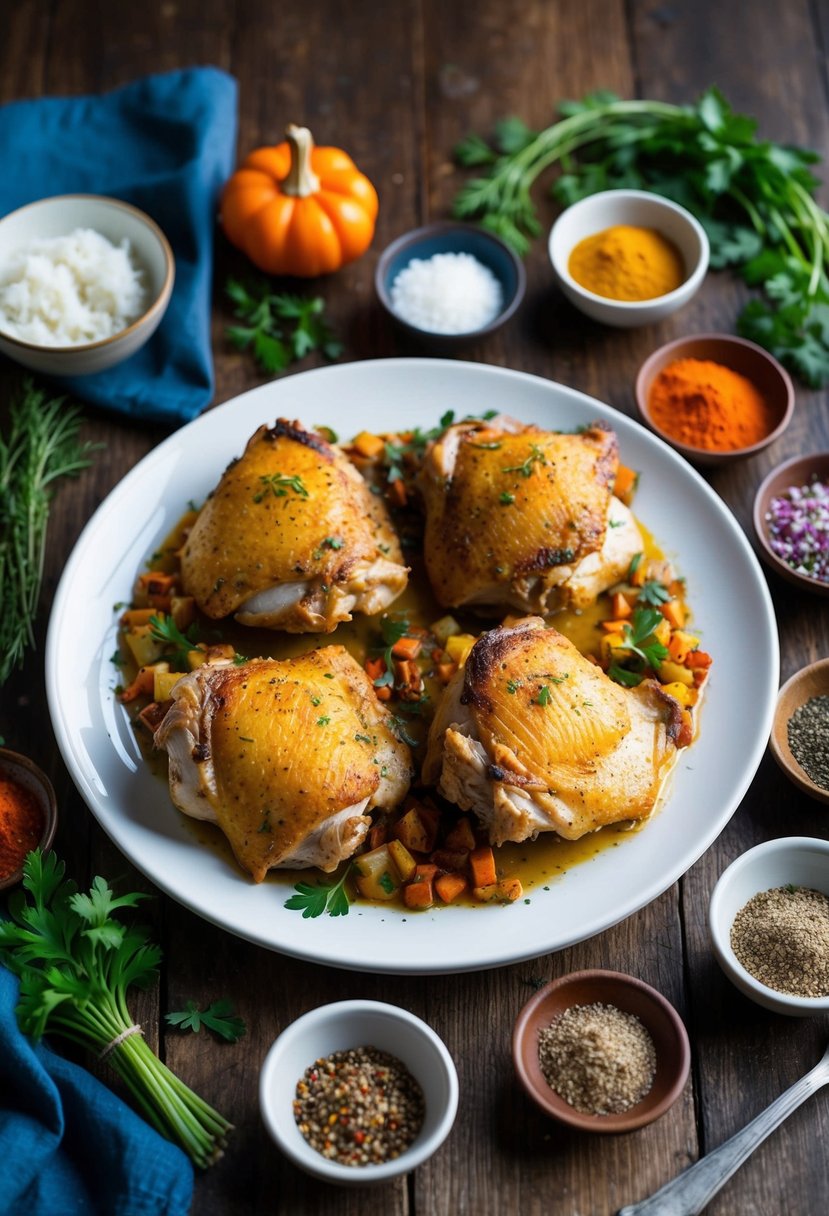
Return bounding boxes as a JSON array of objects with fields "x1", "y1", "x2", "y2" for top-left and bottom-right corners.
[
  {"x1": 535, "y1": 685, "x2": 552, "y2": 706},
  {"x1": 389, "y1": 714, "x2": 420, "y2": 748},
  {"x1": 226, "y1": 278, "x2": 343, "y2": 375},
  {"x1": 637, "y1": 579, "x2": 671, "y2": 606},
  {"x1": 371, "y1": 615, "x2": 411, "y2": 690},
  {"x1": 622, "y1": 607, "x2": 670, "y2": 670},
  {"x1": 149, "y1": 614, "x2": 200, "y2": 669},
  {"x1": 500, "y1": 491, "x2": 516, "y2": 505},
  {"x1": 608, "y1": 664, "x2": 643, "y2": 687},
  {"x1": 0, "y1": 850, "x2": 232, "y2": 1167},
  {"x1": 0, "y1": 379, "x2": 96, "y2": 685},
  {"x1": 165, "y1": 999, "x2": 246, "y2": 1043},
  {"x1": 452, "y1": 88, "x2": 829, "y2": 383},
  {"x1": 284, "y1": 864, "x2": 353, "y2": 918}
]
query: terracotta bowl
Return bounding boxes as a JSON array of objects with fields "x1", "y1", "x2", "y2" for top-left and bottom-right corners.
[
  {"x1": 512, "y1": 970, "x2": 690, "y2": 1133},
  {"x1": 0, "y1": 748, "x2": 58, "y2": 891},
  {"x1": 635, "y1": 333, "x2": 794, "y2": 467},
  {"x1": 752, "y1": 451, "x2": 829, "y2": 596},
  {"x1": 768, "y1": 659, "x2": 829, "y2": 806}
]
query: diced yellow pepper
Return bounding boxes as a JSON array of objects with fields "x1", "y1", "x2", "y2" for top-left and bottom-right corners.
[
  {"x1": 661, "y1": 680, "x2": 697, "y2": 707},
  {"x1": 653, "y1": 617, "x2": 671, "y2": 647},
  {"x1": 387, "y1": 839, "x2": 417, "y2": 882},
  {"x1": 153, "y1": 668, "x2": 184, "y2": 702},
  {"x1": 352, "y1": 430, "x2": 385, "y2": 459},
  {"x1": 445, "y1": 633, "x2": 476, "y2": 664},
  {"x1": 124, "y1": 626, "x2": 166, "y2": 669},
  {"x1": 600, "y1": 634, "x2": 629, "y2": 664},
  {"x1": 658, "y1": 660, "x2": 695, "y2": 687}
]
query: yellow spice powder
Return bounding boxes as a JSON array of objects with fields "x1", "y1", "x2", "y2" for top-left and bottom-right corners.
[{"x1": 568, "y1": 224, "x2": 685, "y2": 301}]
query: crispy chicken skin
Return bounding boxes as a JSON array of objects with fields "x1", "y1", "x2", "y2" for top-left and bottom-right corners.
[
  {"x1": 419, "y1": 418, "x2": 642, "y2": 613},
  {"x1": 154, "y1": 647, "x2": 412, "y2": 881},
  {"x1": 180, "y1": 419, "x2": 408, "y2": 633},
  {"x1": 423, "y1": 618, "x2": 681, "y2": 844}
]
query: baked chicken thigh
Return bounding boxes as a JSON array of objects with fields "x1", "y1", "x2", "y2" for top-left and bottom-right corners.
[
  {"x1": 154, "y1": 646, "x2": 412, "y2": 881},
  {"x1": 419, "y1": 418, "x2": 641, "y2": 614},
  {"x1": 180, "y1": 419, "x2": 408, "y2": 632},
  {"x1": 423, "y1": 617, "x2": 682, "y2": 844}
]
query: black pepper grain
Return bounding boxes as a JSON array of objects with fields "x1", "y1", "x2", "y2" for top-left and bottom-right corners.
[{"x1": 787, "y1": 695, "x2": 829, "y2": 792}]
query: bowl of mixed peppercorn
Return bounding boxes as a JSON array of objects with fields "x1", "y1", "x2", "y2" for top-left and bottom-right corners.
[
  {"x1": 259, "y1": 999, "x2": 458, "y2": 1184},
  {"x1": 0, "y1": 749, "x2": 58, "y2": 892}
]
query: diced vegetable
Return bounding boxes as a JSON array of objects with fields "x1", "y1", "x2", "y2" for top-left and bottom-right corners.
[
  {"x1": 352, "y1": 430, "x2": 385, "y2": 459},
  {"x1": 613, "y1": 464, "x2": 639, "y2": 504},
  {"x1": 153, "y1": 668, "x2": 184, "y2": 702},
  {"x1": 657, "y1": 660, "x2": 694, "y2": 687},
  {"x1": 472, "y1": 877, "x2": 523, "y2": 903},
  {"x1": 667, "y1": 630, "x2": 700, "y2": 664},
  {"x1": 435, "y1": 872, "x2": 468, "y2": 904},
  {"x1": 445, "y1": 633, "x2": 476, "y2": 664},
  {"x1": 391, "y1": 635, "x2": 422, "y2": 660},
  {"x1": 660, "y1": 598, "x2": 686, "y2": 630},
  {"x1": 393, "y1": 807, "x2": 433, "y2": 854},
  {"x1": 120, "y1": 662, "x2": 168, "y2": 703},
  {"x1": 661, "y1": 681, "x2": 696, "y2": 707},
  {"x1": 124, "y1": 626, "x2": 167, "y2": 669},
  {"x1": 387, "y1": 839, "x2": 417, "y2": 882},
  {"x1": 443, "y1": 817, "x2": 477, "y2": 852},
  {"x1": 431, "y1": 615, "x2": 461, "y2": 645},
  {"x1": 469, "y1": 845, "x2": 497, "y2": 889},
  {"x1": 609, "y1": 591, "x2": 633, "y2": 620},
  {"x1": 402, "y1": 864, "x2": 438, "y2": 909},
  {"x1": 353, "y1": 845, "x2": 400, "y2": 901}
]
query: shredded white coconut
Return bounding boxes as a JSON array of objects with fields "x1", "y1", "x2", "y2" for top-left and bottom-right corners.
[
  {"x1": 390, "y1": 251, "x2": 503, "y2": 334},
  {"x1": 0, "y1": 227, "x2": 147, "y2": 346}
]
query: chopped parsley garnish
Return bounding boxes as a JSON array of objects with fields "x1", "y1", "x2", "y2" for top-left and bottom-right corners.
[
  {"x1": 499, "y1": 491, "x2": 516, "y2": 505},
  {"x1": 502, "y1": 442, "x2": 548, "y2": 478},
  {"x1": 354, "y1": 732, "x2": 372, "y2": 744},
  {"x1": 628, "y1": 552, "x2": 644, "y2": 579},
  {"x1": 535, "y1": 685, "x2": 551, "y2": 706},
  {"x1": 372, "y1": 615, "x2": 411, "y2": 689},
  {"x1": 149, "y1": 614, "x2": 199, "y2": 669},
  {"x1": 637, "y1": 579, "x2": 671, "y2": 606},
  {"x1": 378, "y1": 871, "x2": 396, "y2": 895},
  {"x1": 316, "y1": 715, "x2": 330, "y2": 726},
  {"x1": 506, "y1": 678, "x2": 522, "y2": 694}
]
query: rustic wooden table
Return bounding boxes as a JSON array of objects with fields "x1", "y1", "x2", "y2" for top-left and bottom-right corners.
[{"x1": 3, "y1": 1, "x2": 829, "y2": 1212}]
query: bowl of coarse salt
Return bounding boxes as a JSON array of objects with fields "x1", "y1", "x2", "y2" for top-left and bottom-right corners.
[
  {"x1": 0, "y1": 194, "x2": 174, "y2": 376},
  {"x1": 375, "y1": 221, "x2": 525, "y2": 347}
]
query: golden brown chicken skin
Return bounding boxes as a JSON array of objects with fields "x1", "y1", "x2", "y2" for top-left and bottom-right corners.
[
  {"x1": 419, "y1": 419, "x2": 641, "y2": 614},
  {"x1": 180, "y1": 419, "x2": 408, "y2": 632},
  {"x1": 154, "y1": 647, "x2": 413, "y2": 882},
  {"x1": 423, "y1": 617, "x2": 681, "y2": 844}
]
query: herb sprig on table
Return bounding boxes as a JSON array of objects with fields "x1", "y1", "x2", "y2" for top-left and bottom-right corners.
[
  {"x1": 0, "y1": 379, "x2": 96, "y2": 685},
  {"x1": 453, "y1": 88, "x2": 829, "y2": 385},
  {"x1": 284, "y1": 864, "x2": 353, "y2": 918},
  {"x1": 0, "y1": 850, "x2": 233, "y2": 1168},
  {"x1": 225, "y1": 277, "x2": 343, "y2": 375},
  {"x1": 166, "y1": 999, "x2": 246, "y2": 1043}
]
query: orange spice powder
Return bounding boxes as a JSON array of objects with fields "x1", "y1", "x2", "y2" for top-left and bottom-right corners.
[
  {"x1": 648, "y1": 357, "x2": 777, "y2": 452},
  {"x1": 0, "y1": 777, "x2": 44, "y2": 881}
]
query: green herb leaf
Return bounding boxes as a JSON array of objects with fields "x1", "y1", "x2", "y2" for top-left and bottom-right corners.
[
  {"x1": 149, "y1": 614, "x2": 199, "y2": 669},
  {"x1": 225, "y1": 279, "x2": 341, "y2": 377},
  {"x1": 165, "y1": 998, "x2": 247, "y2": 1043},
  {"x1": 253, "y1": 472, "x2": 309, "y2": 502},
  {"x1": 284, "y1": 865, "x2": 353, "y2": 918},
  {"x1": 637, "y1": 579, "x2": 671, "y2": 606}
]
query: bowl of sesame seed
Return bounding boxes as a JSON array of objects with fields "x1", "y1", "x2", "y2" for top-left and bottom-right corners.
[
  {"x1": 512, "y1": 970, "x2": 691, "y2": 1133},
  {"x1": 709, "y1": 837, "x2": 829, "y2": 1016},
  {"x1": 259, "y1": 999, "x2": 458, "y2": 1184}
]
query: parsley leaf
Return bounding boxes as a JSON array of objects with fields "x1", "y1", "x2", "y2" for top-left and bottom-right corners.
[
  {"x1": 225, "y1": 278, "x2": 342, "y2": 376},
  {"x1": 165, "y1": 998, "x2": 247, "y2": 1043},
  {"x1": 637, "y1": 579, "x2": 671, "y2": 606},
  {"x1": 149, "y1": 614, "x2": 199, "y2": 669},
  {"x1": 253, "y1": 472, "x2": 309, "y2": 502},
  {"x1": 622, "y1": 607, "x2": 669, "y2": 670},
  {"x1": 284, "y1": 865, "x2": 353, "y2": 918}
]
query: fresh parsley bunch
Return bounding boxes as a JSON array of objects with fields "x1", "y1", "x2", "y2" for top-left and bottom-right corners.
[
  {"x1": 0, "y1": 850, "x2": 232, "y2": 1168},
  {"x1": 454, "y1": 88, "x2": 829, "y2": 385},
  {"x1": 225, "y1": 277, "x2": 343, "y2": 375}
]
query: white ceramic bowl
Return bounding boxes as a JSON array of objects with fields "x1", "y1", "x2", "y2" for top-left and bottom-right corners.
[
  {"x1": 709, "y1": 837, "x2": 829, "y2": 1017},
  {"x1": 259, "y1": 999, "x2": 458, "y2": 1184},
  {"x1": 548, "y1": 189, "x2": 709, "y2": 328},
  {"x1": 0, "y1": 194, "x2": 174, "y2": 376}
]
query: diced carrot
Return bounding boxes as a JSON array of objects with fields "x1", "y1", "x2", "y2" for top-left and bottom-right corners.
[
  {"x1": 444, "y1": 817, "x2": 477, "y2": 852},
  {"x1": 436, "y1": 662, "x2": 458, "y2": 684},
  {"x1": 601, "y1": 618, "x2": 631, "y2": 633},
  {"x1": 472, "y1": 877, "x2": 523, "y2": 903},
  {"x1": 435, "y1": 873, "x2": 468, "y2": 904},
  {"x1": 469, "y1": 845, "x2": 497, "y2": 889},
  {"x1": 613, "y1": 464, "x2": 639, "y2": 504},
  {"x1": 364, "y1": 656, "x2": 386, "y2": 682},
  {"x1": 352, "y1": 430, "x2": 385, "y2": 459},
  {"x1": 387, "y1": 478, "x2": 408, "y2": 508},
  {"x1": 119, "y1": 665, "x2": 158, "y2": 703},
  {"x1": 120, "y1": 607, "x2": 157, "y2": 627},
  {"x1": 394, "y1": 658, "x2": 424, "y2": 696},
  {"x1": 391, "y1": 635, "x2": 422, "y2": 660},
  {"x1": 686, "y1": 649, "x2": 712, "y2": 669},
  {"x1": 368, "y1": 823, "x2": 388, "y2": 850},
  {"x1": 403, "y1": 864, "x2": 438, "y2": 909},
  {"x1": 610, "y1": 591, "x2": 633, "y2": 620},
  {"x1": 375, "y1": 685, "x2": 393, "y2": 701},
  {"x1": 660, "y1": 599, "x2": 686, "y2": 629}
]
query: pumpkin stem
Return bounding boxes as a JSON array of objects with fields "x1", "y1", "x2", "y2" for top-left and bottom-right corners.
[{"x1": 282, "y1": 124, "x2": 320, "y2": 197}]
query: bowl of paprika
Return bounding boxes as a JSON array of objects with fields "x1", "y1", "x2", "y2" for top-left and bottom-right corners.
[
  {"x1": 0, "y1": 749, "x2": 58, "y2": 891},
  {"x1": 635, "y1": 334, "x2": 794, "y2": 467}
]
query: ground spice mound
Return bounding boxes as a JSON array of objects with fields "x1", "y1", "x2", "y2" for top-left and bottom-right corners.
[
  {"x1": 293, "y1": 1045, "x2": 425, "y2": 1166},
  {"x1": 787, "y1": 695, "x2": 829, "y2": 791},
  {"x1": 647, "y1": 357, "x2": 777, "y2": 451},
  {"x1": 537, "y1": 1002, "x2": 656, "y2": 1115},
  {"x1": 730, "y1": 885, "x2": 829, "y2": 997}
]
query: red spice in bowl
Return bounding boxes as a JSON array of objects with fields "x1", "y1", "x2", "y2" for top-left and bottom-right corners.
[{"x1": 0, "y1": 749, "x2": 58, "y2": 890}]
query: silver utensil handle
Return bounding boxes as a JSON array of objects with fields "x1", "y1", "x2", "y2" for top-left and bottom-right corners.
[{"x1": 617, "y1": 1062, "x2": 829, "y2": 1216}]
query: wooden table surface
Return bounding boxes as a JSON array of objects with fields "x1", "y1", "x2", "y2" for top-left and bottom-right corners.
[{"x1": 3, "y1": 1, "x2": 829, "y2": 1213}]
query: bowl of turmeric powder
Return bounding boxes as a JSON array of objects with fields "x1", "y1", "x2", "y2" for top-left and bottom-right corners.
[
  {"x1": 0, "y1": 749, "x2": 58, "y2": 891},
  {"x1": 548, "y1": 189, "x2": 709, "y2": 327},
  {"x1": 635, "y1": 334, "x2": 794, "y2": 467}
]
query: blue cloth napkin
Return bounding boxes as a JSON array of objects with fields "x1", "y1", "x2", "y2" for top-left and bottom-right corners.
[
  {"x1": 0, "y1": 965, "x2": 194, "y2": 1216},
  {"x1": 0, "y1": 68, "x2": 238, "y2": 427}
]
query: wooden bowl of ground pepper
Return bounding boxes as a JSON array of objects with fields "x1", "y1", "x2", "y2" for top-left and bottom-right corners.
[
  {"x1": 0, "y1": 749, "x2": 58, "y2": 891},
  {"x1": 635, "y1": 334, "x2": 794, "y2": 466},
  {"x1": 769, "y1": 658, "x2": 829, "y2": 806}
]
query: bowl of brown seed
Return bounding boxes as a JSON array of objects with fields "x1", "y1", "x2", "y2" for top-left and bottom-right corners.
[
  {"x1": 512, "y1": 970, "x2": 691, "y2": 1133},
  {"x1": 259, "y1": 999, "x2": 458, "y2": 1184},
  {"x1": 709, "y1": 837, "x2": 829, "y2": 1016}
]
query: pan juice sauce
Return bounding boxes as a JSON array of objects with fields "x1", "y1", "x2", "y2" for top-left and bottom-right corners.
[{"x1": 129, "y1": 508, "x2": 679, "y2": 905}]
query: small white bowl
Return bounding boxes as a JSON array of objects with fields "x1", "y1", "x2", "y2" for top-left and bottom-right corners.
[
  {"x1": 0, "y1": 194, "x2": 174, "y2": 376},
  {"x1": 709, "y1": 837, "x2": 829, "y2": 1017},
  {"x1": 259, "y1": 999, "x2": 458, "y2": 1185},
  {"x1": 548, "y1": 189, "x2": 709, "y2": 328}
]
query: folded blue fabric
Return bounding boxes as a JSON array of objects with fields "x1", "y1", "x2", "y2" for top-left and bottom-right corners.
[
  {"x1": 0, "y1": 68, "x2": 238, "y2": 427},
  {"x1": 0, "y1": 965, "x2": 193, "y2": 1216}
]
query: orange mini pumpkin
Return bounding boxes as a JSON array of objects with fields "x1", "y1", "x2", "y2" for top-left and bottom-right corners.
[{"x1": 221, "y1": 124, "x2": 379, "y2": 278}]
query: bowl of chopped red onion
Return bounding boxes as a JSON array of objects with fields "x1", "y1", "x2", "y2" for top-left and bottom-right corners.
[
  {"x1": 375, "y1": 221, "x2": 525, "y2": 347},
  {"x1": 753, "y1": 452, "x2": 829, "y2": 596}
]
